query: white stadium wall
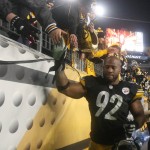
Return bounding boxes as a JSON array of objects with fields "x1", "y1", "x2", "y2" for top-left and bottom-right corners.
[{"x1": 0, "y1": 35, "x2": 91, "y2": 150}]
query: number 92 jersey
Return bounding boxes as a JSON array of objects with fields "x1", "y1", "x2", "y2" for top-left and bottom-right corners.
[{"x1": 80, "y1": 75, "x2": 144, "y2": 145}]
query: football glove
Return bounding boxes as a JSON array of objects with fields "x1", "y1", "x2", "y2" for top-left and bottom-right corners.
[
  {"x1": 124, "y1": 121, "x2": 136, "y2": 138},
  {"x1": 10, "y1": 16, "x2": 41, "y2": 43}
]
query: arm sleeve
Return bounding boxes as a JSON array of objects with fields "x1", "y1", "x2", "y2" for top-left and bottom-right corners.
[
  {"x1": 130, "y1": 83, "x2": 144, "y2": 103},
  {"x1": 0, "y1": 0, "x2": 13, "y2": 20},
  {"x1": 68, "y1": 4, "x2": 80, "y2": 35},
  {"x1": 133, "y1": 87, "x2": 144, "y2": 100},
  {"x1": 11, "y1": 0, "x2": 56, "y2": 30},
  {"x1": 80, "y1": 75, "x2": 98, "y2": 89},
  {"x1": 91, "y1": 49, "x2": 108, "y2": 58}
]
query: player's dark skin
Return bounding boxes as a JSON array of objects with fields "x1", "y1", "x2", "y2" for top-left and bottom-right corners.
[{"x1": 56, "y1": 56, "x2": 145, "y2": 128}]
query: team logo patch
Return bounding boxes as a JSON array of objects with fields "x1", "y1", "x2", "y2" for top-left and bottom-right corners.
[{"x1": 122, "y1": 87, "x2": 130, "y2": 95}]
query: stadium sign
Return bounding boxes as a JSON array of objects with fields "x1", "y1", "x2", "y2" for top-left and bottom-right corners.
[{"x1": 126, "y1": 55, "x2": 148, "y2": 60}]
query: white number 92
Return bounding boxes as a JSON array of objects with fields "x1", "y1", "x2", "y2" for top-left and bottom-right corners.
[{"x1": 95, "y1": 91, "x2": 123, "y2": 120}]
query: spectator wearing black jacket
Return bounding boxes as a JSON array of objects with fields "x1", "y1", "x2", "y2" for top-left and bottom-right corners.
[{"x1": 0, "y1": 0, "x2": 95, "y2": 47}]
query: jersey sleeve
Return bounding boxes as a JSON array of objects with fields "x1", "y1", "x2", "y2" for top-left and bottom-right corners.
[
  {"x1": 91, "y1": 49, "x2": 108, "y2": 58},
  {"x1": 130, "y1": 83, "x2": 144, "y2": 103},
  {"x1": 80, "y1": 75, "x2": 98, "y2": 90}
]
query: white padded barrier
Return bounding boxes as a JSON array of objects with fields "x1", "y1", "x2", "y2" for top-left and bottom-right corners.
[
  {"x1": 0, "y1": 35, "x2": 91, "y2": 150},
  {"x1": 0, "y1": 35, "x2": 55, "y2": 150}
]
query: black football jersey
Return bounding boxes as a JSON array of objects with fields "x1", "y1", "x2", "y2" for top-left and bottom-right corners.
[{"x1": 81, "y1": 75, "x2": 143, "y2": 145}]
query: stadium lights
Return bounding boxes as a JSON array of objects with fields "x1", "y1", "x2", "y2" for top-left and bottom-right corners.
[
  {"x1": 61, "y1": 0, "x2": 77, "y2": 2},
  {"x1": 92, "y1": 4, "x2": 105, "y2": 17}
]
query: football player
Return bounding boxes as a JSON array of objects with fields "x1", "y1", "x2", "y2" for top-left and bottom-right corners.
[{"x1": 56, "y1": 56, "x2": 145, "y2": 150}]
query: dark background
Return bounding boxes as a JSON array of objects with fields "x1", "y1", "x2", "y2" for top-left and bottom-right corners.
[
  {"x1": 96, "y1": 0, "x2": 150, "y2": 47},
  {"x1": 94, "y1": 0, "x2": 150, "y2": 74}
]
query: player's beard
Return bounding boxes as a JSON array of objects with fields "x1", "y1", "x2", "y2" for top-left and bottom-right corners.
[{"x1": 104, "y1": 74, "x2": 118, "y2": 84}]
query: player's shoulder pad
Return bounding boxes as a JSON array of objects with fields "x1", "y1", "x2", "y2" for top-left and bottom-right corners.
[{"x1": 80, "y1": 75, "x2": 101, "y2": 89}]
